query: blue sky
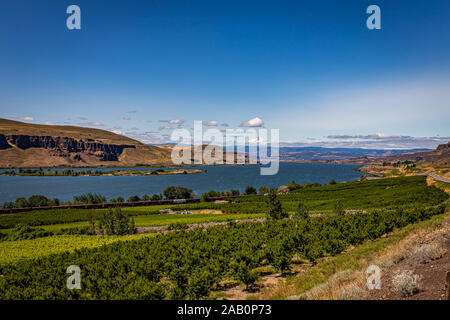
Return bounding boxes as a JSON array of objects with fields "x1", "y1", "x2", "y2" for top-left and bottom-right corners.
[{"x1": 0, "y1": 0, "x2": 449, "y2": 149}]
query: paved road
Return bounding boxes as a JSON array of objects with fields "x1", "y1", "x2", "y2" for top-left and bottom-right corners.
[{"x1": 427, "y1": 172, "x2": 450, "y2": 183}]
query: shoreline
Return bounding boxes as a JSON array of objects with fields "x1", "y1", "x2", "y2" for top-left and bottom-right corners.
[{"x1": 0, "y1": 168, "x2": 206, "y2": 177}]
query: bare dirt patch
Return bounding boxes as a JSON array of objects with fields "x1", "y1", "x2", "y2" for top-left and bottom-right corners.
[{"x1": 366, "y1": 218, "x2": 450, "y2": 300}]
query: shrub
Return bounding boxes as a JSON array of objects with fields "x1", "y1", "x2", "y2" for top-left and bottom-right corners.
[
  {"x1": 127, "y1": 195, "x2": 141, "y2": 202},
  {"x1": 163, "y1": 186, "x2": 193, "y2": 200},
  {"x1": 151, "y1": 169, "x2": 165, "y2": 175},
  {"x1": 337, "y1": 283, "x2": 365, "y2": 300},
  {"x1": 412, "y1": 243, "x2": 447, "y2": 263},
  {"x1": 151, "y1": 194, "x2": 163, "y2": 201},
  {"x1": 244, "y1": 186, "x2": 257, "y2": 195},
  {"x1": 201, "y1": 190, "x2": 220, "y2": 202},
  {"x1": 329, "y1": 179, "x2": 337, "y2": 185},
  {"x1": 231, "y1": 261, "x2": 259, "y2": 289},
  {"x1": 168, "y1": 222, "x2": 189, "y2": 231},
  {"x1": 5, "y1": 225, "x2": 53, "y2": 241},
  {"x1": 258, "y1": 186, "x2": 270, "y2": 195},
  {"x1": 98, "y1": 207, "x2": 137, "y2": 235},
  {"x1": 57, "y1": 227, "x2": 91, "y2": 235},
  {"x1": 392, "y1": 270, "x2": 422, "y2": 297},
  {"x1": 295, "y1": 202, "x2": 309, "y2": 219},
  {"x1": 286, "y1": 180, "x2": 302, "y2": 191},
  {"x1": 265, "y1": 188, "x2": 287, "y2": 220},
  {"x1": 2, "y1": 195, "x2": 60, "y2": 209},
  {"x1": 333, "y1": 200, "x2": 345, "y2": 215},
  {"x1": 73, "y1": 193, "x2": 106, "y2": 204},
  {"x1": 221, "y1": 189, "x2": 240, "y2": 196}
]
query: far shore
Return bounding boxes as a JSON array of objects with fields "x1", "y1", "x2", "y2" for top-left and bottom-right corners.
[{"x1": 0, "y1": 168, "x2": 206, "y2": 177}]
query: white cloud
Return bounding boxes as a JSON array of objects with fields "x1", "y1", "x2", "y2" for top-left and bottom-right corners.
[
  {"x1": 168, "y1": 119, "x2": 184, "y2": 125},
  {"x1": 240, "y1": 117, "x2": 264, "y2": 127},
  {"x1": 203, "y1": 120, "x2": 218, "y2": 126},
  {"x1": 122, "y1": 116, "x2": 131, "y2": 120},
  {"x1": 19, "y1": 116, "x2": 34, "y2": 121}
]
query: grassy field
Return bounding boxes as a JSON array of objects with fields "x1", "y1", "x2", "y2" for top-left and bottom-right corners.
[
  {"x1": 0, "y1": 234, "x2": 154, "y2": 265},
  {"x1": 38, "y1": 213, "x2": 266, "y2": 233}
]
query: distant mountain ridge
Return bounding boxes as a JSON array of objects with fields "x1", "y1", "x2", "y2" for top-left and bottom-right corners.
[
  {"x1": 339, "y1": 141, "x2": 450, "y2": 165},
  {"x1": 277, "y1": 146, "x2": 431, "y2": 161},
  {"x1": 149, "y1": 144, "x2": 432, "y2": 162}
]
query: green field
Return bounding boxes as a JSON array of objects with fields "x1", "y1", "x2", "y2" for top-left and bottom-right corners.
[
  {"x1": 38, "y1": 213, "x2": 265, "y2": 233},
  {"x1": 0, "y1": 234, "x2": 153, "y2": 265}
]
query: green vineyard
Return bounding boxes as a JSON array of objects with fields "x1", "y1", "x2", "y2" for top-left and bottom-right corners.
[
  {"x1": 0, "y1": 176, "x2": 448, "y2": 299},
  {"x1": 0, "y1": 204, "x2": 445, "y2": 299}
]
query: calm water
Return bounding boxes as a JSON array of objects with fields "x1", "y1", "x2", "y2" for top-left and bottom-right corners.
[{"x1": 0, "y1": 163, "x2": 362, "y2": 205}]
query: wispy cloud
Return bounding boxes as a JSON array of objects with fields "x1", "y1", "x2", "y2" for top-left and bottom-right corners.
[
  {"x1": 127, "y1": 110, "x2": 137, "y2": 114},
  {"x1": 78, "y1": 121, "x2": 103, "y2": 127},
  {"x1": 281, "y1": 135, "x2": 449, "y2": 150},
  {"x1": 159, "y1": 119, "x2": 185, "y2": 125},
  {"x1": 13, "y1": 116, "x2": 34, "y2": 121},
  {"x1": 124, "y1": 130, "x2": 170, "y2": 144},
  {"x1": 327, "y1": 134, "x2": 414, "y2": 140},
  {"x1": 122, "y1": 116, "x2": 131, "y2": 121}
]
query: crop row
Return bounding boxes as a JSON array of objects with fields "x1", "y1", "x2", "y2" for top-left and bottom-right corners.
[{"x1": 0, "y1": 203, "x2": 446, "y2": 299}]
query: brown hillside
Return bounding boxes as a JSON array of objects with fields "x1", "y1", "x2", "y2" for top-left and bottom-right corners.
[{"x1": 0, "y1": 118, "x2": 172, "y2": 167}]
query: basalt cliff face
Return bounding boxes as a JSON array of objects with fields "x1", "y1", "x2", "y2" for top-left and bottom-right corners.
[{"x1": 0, "y1": 119, "x2": 172, "y2": 167}]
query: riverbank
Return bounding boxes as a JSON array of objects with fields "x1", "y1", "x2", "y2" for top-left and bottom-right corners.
[{"x1": 1, "y1": 168, "x2": 206, "y2": 177}]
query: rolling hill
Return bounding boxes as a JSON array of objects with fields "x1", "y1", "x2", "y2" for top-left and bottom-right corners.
[{"x1": 0, "y1": 119, "x2": 173, "y2": 167}]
